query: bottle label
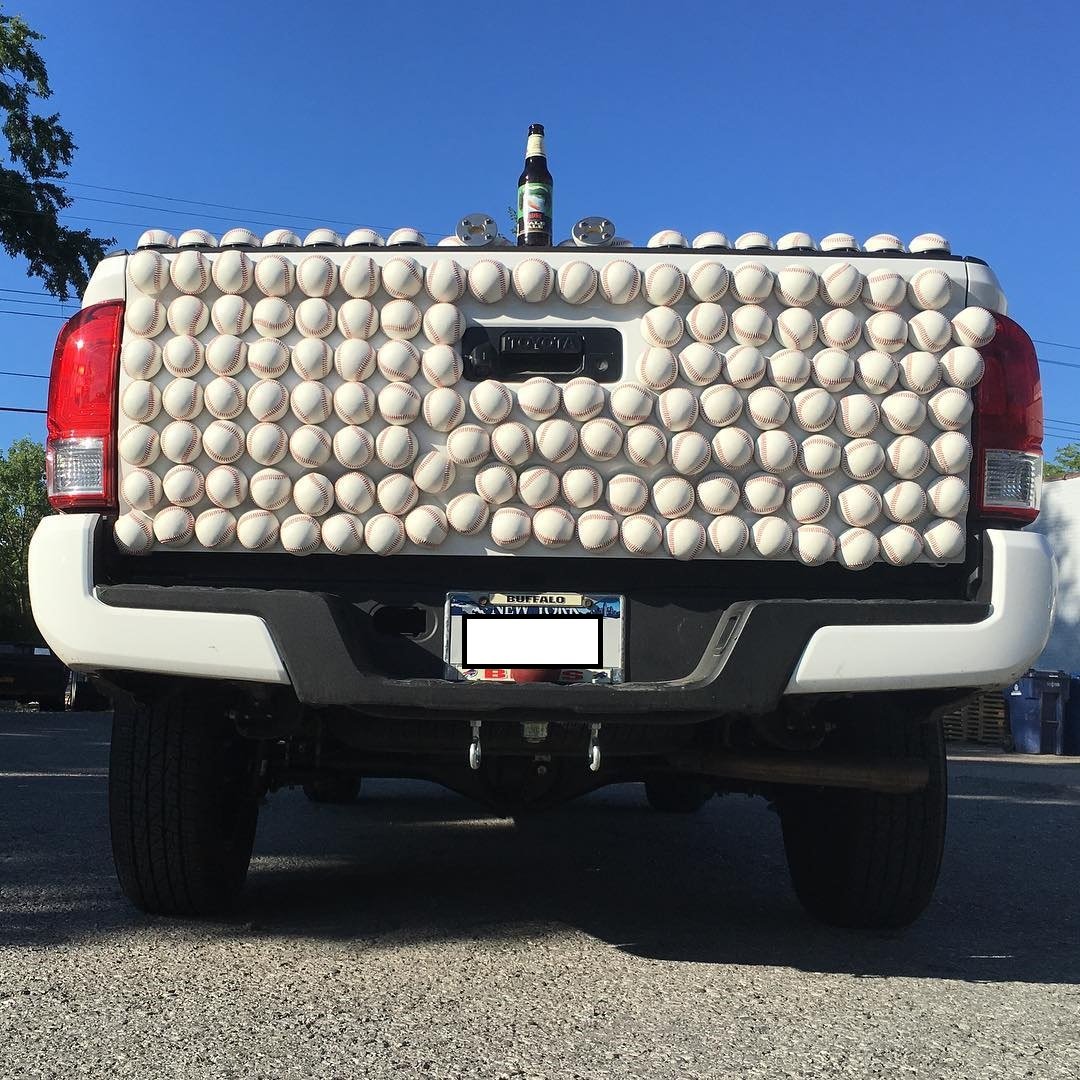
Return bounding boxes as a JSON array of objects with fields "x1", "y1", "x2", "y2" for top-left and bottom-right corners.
[{"x1": 517, "y1": 181, "x2": 552, "y2": 235}]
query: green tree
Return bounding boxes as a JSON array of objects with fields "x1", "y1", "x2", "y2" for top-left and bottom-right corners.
[
  {"x1": 0, "y1": 10, "x2": 112, "y2": 299},
  {"x1": 0, "y1": 438, "x2": 49, "y2": 639},
  {"x1": 1044, "y1": 443, "x2": 1080, "y2": 480}
]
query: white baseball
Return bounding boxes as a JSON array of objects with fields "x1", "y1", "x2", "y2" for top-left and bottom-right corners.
[
  {"x1": 812, "y1": 348, "x2": 855, "y2": 391},
  {"x1": 792, "y1": 387, "x2": 837, "y2": 432},
  {"x1": 909, "y1": 233, "x2": 950, "y2": 254},
  {"x1": 421, "y1": 344, "x2": 463, "y2": 388},
  {"x1": 557, "y1": 260, "x2": 599, "y2": 304},
  {"x1": 638, "y1": 347, "x2": 678, "y2": 390},
  {"x1": 468, "y1": 259, "x2": 510, "y2": 304},
  {"x1": 114, "y1": 511, "x2": 155, "y2": 554},
  {"x1": 289, "y1": 424, "x2": 332, "y2": 468},
  {"x1": 643, "y1": 263, "x2": 685, "y2": 307},
  {"x1": 577, "y1": 509, "x2": 619, "y2": 552},
  {"x1": 879, "y1": 524, "x2": 924, "y2": 566},
  {"x1": 247, "y1": 337, "x2": 290, "y2": 379},
  {"x1": 254, "y1": 255, "x2": 295, "y2": 296},
  {"x1": 624, "y1": 424, "x2": 667, "y2": 467},
  {"x1": 909, "y1": 268, "x2": 952, "y2": 311},
  {"x1": 121, "y1": 381, "x2": 161, "y2": 423},
  {"x1": 376, "y1": 340, "x2": 420, "y2": 384},
  {"x1": 236, "y1": 509, "x2": 280, "y2": 551},
  {"x1": 296, "y1": 255, "x2": 337, "y2": 298},
  {"x1": 422, "y1": 386, "x2": 466, "y2": 432},
  {"x1": 280, "y1": 513, "x2": 323, "y2": 555},
  {"x1": 578, "y1": 418, "x2": 623, "y2": 462},
  {"x1": 490, "y1": 506, "x2": 532, "y2": 549},
  {"x1": 746, "y1": 386, "x2": 790, "y2": 430},
  {"x1": 210, "y1": 295, "x2": 252, "y2": 337},
  {"x1": 321, "y1": 513, "x2": 365, "y2": 555},
  {"x1": 886, "y1": 435, "x2": 931, "y2": 480},
  {"x1": 121, "y1": 339, "x2": 162, "y2": 380},
  {"x1": 908, "y1": 310, "x2": 952, "y2": 352},
  {"x1": 711, "y1": 427, "x2": 755, "y2": 470},
  {"x1": 287, "y1": 381, "x2": 331, "y2": 425},
  {"x1": 167, "y1": 295, "x2": 210, "y2": 337},
  {"x1": 344, "y1": 227, "x2": 384, "y2": 247},
  {"x1": 331, "y1": 340, "x2": 374, "y2": 384},
  {"x1": 860, "y1": 268, "x2": 906, "y2": 312},
  {"x1": 382, "y1": 255, "x2": 423, "y2": 299},
  {"x1": 707, "y1": 515, "x2": 749, "y2": 557},
  {"x1": 648, "y1": 229, "x2": 688, "y2": 248},
  {"x1": 378, "y1": 382, "x2": 422, "y2": 425},
  {"x1": 289, "y1": 339, "x2": 331, "y2": 381},
  {"x1": 334, "y1": 472, "x2": 376, "y2": 515},
  {"x1": 641, "y1": 306, "x2": 684, "y2": 349},
  {"x1": 606, "y1": 473, "x2": 649, "y2": 515},
  {"x1": 838, "y1": 483, "x2": 883, "y2": 528},
  {"x1": 599, "y1": 259, "x2": 641, "y2": 304},
  {"x1": 332, "y1": 426, "x2": 374, "y2": 469},
  {"x1": 926, "y1": 475, "x2": 969, "y2": 518},
  {"x1": 657, "y1": 387, "x2": 698, "y2": 432},
  {"x1": 855, "y1": 350, "x2": 898, "y2": 394},
  {"x1": 775, "y1": 264, "x2": 818, "y2": 307},
  {"x1": 793, "y1": 525, "x2": 836, "y2": 566},
  {"x1": 469, "y1": 380, "x2": 513, "y2": 425},
  {"x1": 446, "y1": 492, "x2": 491, "y2": 535},
  {"x1": 930, "y1": 431, "x2": 972, "y2": 475},
  {"x1": 767, "y1": 349, "x2": 811, "y2": 391},
  {"x1": 337, "y1": 298, "x2": 379, "y2": 340},
  {"x1": 882, "y1": 481, "x2": 927, "y2": 525},
  {"x1": 251, "y1": 297, "x2": 293, "y2": 338},
  {"x1": 421, "y1": 303, "x2": 464, "y2": 346},
  {"x1": 218, "y1": 227, "x2": 259, "y2": 246},
  {"x1": 730, "y1": 304, "x2": 772, "y2": 347},
  {"x1": 162, "y1": 335, "x2": 204, "y2": 378},
  {"x1": 775, "y1": 308, "x2": 818, "y2": 352},
  {"x1": 952, "y1": 307, "x2": 996, "y2": 349},
  {"x1": 518, "y1": 466, "x2": 561, "y2": 509},
  {"x1": 621, "y1": 513, "x2": 664, "y2": 555},
  {"x1": 386, "y1": 227, "x2": 424, "y2": 247},
  {"x1": 923, "y1": 518, "x2": 965, "y2": 560},
  {"x1": 247, "y1": 379, "x2": 289, "y2": 423},
  {"x1": 170, "y1": 250, "x2": 210, "y2": 295},
  {"x1": 941, "y1": 346, "x2": 985, "y2": 389},
  {"x1": 136, "y1": 228, "x2": 175, "y2": 249},
  {"x1": 755, "y1": 429, "x2": 797, "y2": 474},
  {"x1": 687, "y1": 260, "x2": 729, "y2": 302},
  {"x1": 375, "y1": 426, "x2": 419, "y2": 469},
  {"x1": 424, "y1": 258, "x2": 465, "y2": 303},
  {"x1": 512, "y1": 258, "x2": 555, "y2": 303},
  {"x1": 863, "y1": 233, "x2": 902, "y2": 252},
  {"x1": 880, "y1": 391, "x2": 927, "y2": 435},
  {"x1": 865, "y1": 311, "x2": 909, "y2": 354},
  {"x1": 788, "y1": 480, "x2": 831, "y2": 523},
  {"x1": 696, "y1": 474, "x2": 739, "y2": 515},
  {"x1": 246, "y1": 423, "x2": 288, "y2": 466},
  {"x1": 665, "y1": 518, "x2": 707, "y2": 560},
  {"x1": 365, "y1": 514, "x2": 407, "y2": 556},
  {"x1": 836, "y1": 393, "x2": 880, "y2": 438},
  {"x1": 404, "y1": 505, "x2": 449, "y2": 548},
  {"x1": 128, "y1": 250, "x2": 169, "y2": 296},
  {"x1": 446, "y1": 424, "x2": 490, "y2": 468},
  {"x1": 820, "y1": 262, "x2": 863, "y2": 307},
  {"x1": 699, "y1": 384, "x2": 743, "y2": 427},
  {"x1": 492, "y1": 421, "x2": 535, "y2": 466},
  {"x1": 204, "y1": 465, "x2": 247, "y2": 509},
  {"x1": 610, "y1": 383, "x2": 655, "y2": 426},
  {"x1": 475, "y1": 464, "x2": 517, "y2": 504},
  {"x1": 377, "y1": 473, "x2": 419, "y2": 516},
  {"x1": 735, "y1": 232, "x2": 773, "y2": 250},
  {"x1": 818, "y1": 308, "x2": 863, "y2": 351},
  {"x1": 380, "y1": 299, "x2": 422, "y2": 341},
  {"x1": 900, "y1": 351, "x2": 942, "y2": 394},
  {"x1": 797, "y1": 434, "x2": 841, "y2": 478},
  {"x1": 413, "y1": 449, "x2": 457, "y2": 494},
  {"x1": 837, "y1": 527, "x2": 878, "y2": 570},
  {"x1": 751, "y1": 516, "x2": 793, "y2": 558},
  {"x1": 517, "y1": 377, "x2": 562, "y2": 420},
  {"x1": 692, "y1": 231, "x2": 728, "y2": 249},
  {"x1": 250, "y1": 468, "x2": 292, "y2": 511},
  {"x1": 684, "y1": 303, "x2": 728, "y2": 347},
  {"x1": 651, "y1": 475, "x2": 694, "y2": 518},
  {"x1": 668, "y1": 430, "x2": 711, "y2": 475},
  {"x1": 820, "y1": 233, "x2": 856, "y2": 252},
  {"x1": 562, "y1": 377, "x2": 605, "y2": 421},
  {"x1": 122, "y1": 467, "x2": 162, "y2": 511},
  {"x1": 842, "y1": 437, "x2": 886, "y2": 480},
  {"x1": 742, "y1": 472, "x2": 786, "y2": 515},
  {"x1": 195, "y1": 508, "x2": 237, "y2": 549},
  {"x1": 153, "y1": 506, "x2": 195, "y2": 547},
  {"x1": 532, "y1": 506, "x2": 575, "y2": 548},
  {"x1": 204, "y1": 335, "x2": 247, "y2": 378},
  {"x1": 561, "y1": 466, "x2": 603, "y2": 509},
  {"x1": 201, "y1": 421, "x2": 244, "y2": 465},
  {"x1": 339, "y1": 255, "x2": 380, "y2": 300},
  {"x1": 731, "y1": 262, "x2": 773, "y2": 303},
  {"x1": 724, "y1": 344, "x2": 766, "y2": 388},
  {"x1": 334, "y1": 382, "x2": 376, "y2": 424},
  {"x1": 679, "y1": 341, "x2": 722, "y2": 386}
]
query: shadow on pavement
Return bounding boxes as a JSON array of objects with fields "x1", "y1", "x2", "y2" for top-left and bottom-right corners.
[{"x1": 2, "y1": 712, "x2": 1078, "y2": 986}]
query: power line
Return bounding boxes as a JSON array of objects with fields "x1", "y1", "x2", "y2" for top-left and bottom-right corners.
[
  {"x1": 0, "y1": 309, "x2": 65, "y2": 320},
  {"x1": 1034, "y1": 339, "x2": 1080, "y2": 353},
  {"x1": 0, "y1": 406, "x2": 46, "y2": 415},
  {"x1": 0, "y1": 370, "x2": 49, "y2": 380}
]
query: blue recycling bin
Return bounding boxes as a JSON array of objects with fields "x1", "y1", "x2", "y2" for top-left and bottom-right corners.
[{"x1": 1007, "y1": 671, "x2": 1071, "y2": 754}]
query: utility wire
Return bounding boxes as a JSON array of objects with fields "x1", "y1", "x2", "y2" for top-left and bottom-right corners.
[
  {"x1": 1034, "y1": 339, "x2": 1080, "y2": 353},
  {"x1": 0, "y1": 406, "x2": 46, "y2": 415}
]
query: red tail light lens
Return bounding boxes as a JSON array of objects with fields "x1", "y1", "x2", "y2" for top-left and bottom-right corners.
[
  {"x1": 971, "y1": 313, "x2": 1043, "y2": 525},
  {"x1": 46, "y1": 301, "x2": 124, "y2": 510}
]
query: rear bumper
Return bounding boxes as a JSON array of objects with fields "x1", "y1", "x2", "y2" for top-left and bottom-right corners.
[{"x1": 29, "y1": 515, "x2": 1055, "y2": 717}]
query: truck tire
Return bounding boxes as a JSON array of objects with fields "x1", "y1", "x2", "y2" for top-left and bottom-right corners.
[
  {"x1": 109, "y1": 691, "x2": 259, "y2": 916},
  {"x1": 303, "y1": 775, "x2": 362, "y2": 804},
  {"x1": 778, "y1": 702, "x2": 947, "y2": 929},
  {"x1": 644, "y1": 775, "x2": 714, "y2": 813}
]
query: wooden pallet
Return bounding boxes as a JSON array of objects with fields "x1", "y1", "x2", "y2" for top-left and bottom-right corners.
[{"x1": 942, "y1": 691, "x2": 1009, "y2": 745}]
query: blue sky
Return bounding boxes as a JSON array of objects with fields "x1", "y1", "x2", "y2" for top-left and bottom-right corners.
[{"x1": 2, "y1": 0, "x2": 1078, "y2": 452}]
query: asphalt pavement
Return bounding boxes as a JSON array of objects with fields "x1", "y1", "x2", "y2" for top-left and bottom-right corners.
[{"x1": 1, "y1": 711, "x2": 1079, "y2": 1079}]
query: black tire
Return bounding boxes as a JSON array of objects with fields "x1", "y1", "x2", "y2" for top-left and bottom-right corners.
[
  {"x1": 303, "y1": 775, "x2": 362, "y2": 804},
  {"x1": 109, "y1": 691, "x2": 260, "y2": 916},
  {"x1": 644, "y1": 774, "x2": 714, "y2": 813},
  {"x1": 778, "y1": 701, "x2": 947, "y2": 929}
]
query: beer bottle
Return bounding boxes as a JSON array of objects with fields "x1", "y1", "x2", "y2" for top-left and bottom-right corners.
[{"x1": 516, "y1": 123, "x2": 553, "y2": 247}]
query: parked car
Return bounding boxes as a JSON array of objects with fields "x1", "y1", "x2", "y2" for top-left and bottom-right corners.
[{"x1": 0, "y1": 642, "x2": 69, "y2": 710}]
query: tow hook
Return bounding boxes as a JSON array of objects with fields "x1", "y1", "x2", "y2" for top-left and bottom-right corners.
[
  {"x1": 588, "y1": 723, "x2": 602, "y2": 772},
  {"x1": 468, "y1": 720, "x2": 483, "y2": 771}
]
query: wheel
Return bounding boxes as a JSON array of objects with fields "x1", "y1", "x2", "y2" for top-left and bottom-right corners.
[
  {"x1": 109, "y1": 690, "x2": 260, "y2": 916},
  {"x1": 644, "y1": 774, "x2": 714, "y2": 813},
  {"x1": 778, "y1": 700, "x2": 947, "y2": 929},
  {"x1": 303, "y1": 775, "x2": 362, "y2": 804}
]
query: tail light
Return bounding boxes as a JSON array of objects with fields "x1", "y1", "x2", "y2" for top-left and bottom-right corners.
[
  {"x1": 46, "y1": 301, "x2": 124, "y2": 510},
  {"x1": 971, "y1": 313, "x2": 1043, "y2": 526}
]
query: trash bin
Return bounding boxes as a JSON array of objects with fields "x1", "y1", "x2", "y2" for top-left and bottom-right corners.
[
  {"x1": 1006, "y1": 671, "x2": 1071, "y2": 754},
  {"x1": 1065, "y1": 676, "x2": 1080, "y2": 756}
]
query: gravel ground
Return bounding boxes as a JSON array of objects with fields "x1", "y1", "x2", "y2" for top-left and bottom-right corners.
[{"x1": 1, "y1": 712, "x2": 1079, "y2": 1079}]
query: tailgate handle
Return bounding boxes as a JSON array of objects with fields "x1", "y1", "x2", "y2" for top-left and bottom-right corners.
[{"x1": 462, "y1": 326, "x2": 622, "y2": 382}]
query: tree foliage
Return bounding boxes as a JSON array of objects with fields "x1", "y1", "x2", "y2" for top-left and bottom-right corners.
[
  {"x1": 0, "y1": 437, "x2": 49, "y2": 639},
  {"x1": 1044, "y1": 443, "x2": 1080, "y2": 480},
  {"x1": 0, "y1": 10, "x2": 112, "y2": 299}
]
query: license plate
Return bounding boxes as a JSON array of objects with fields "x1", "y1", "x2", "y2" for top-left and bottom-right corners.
[{"x1": 444, "y1": 592, "x2": 624, "y2": 684}]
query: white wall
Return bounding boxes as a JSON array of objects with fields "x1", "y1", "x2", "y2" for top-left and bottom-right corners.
[{"x1": 1028, "y1": 475, "x2": 1080, "y2": 672}]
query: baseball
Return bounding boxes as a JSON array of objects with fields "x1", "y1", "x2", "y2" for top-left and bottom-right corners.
[
  {"x1": 204, "y1": 335, "x2": 246, "y2": 378},
  {"x1": 557, "y1": 260, "x2": 599, "y2": 304},
  {"x1": 561, "y1": 466, "x2": 603, "y2": 509},
  {"x1": 413, "y1": 449, "x2": 457, "y2": 494},
  {"x1": 114, "y1": 511, "x2": 154, "y2": 554},
  {"x1": 668, "y1": 430, "x2": 711, "y2": 475},
  {"x1": 201, "y1": 421, "x2": 244, "y2": 465},
  {"x1": 121, "y1": 339, "x2": 162, "y2": 381},
  {"x1": 900, "y1": 351, "x2": 942, "y2": 394},
  {"x1": 746, "y1": 386, "x2": 790, "y2": 430},
  {"x1": 421, "y1": 303, "x2": 464, "y2": 346},
  {"x1": 333, "y1": 339, "x2": 376, "y2": 383},
  {"x1": 337, "y1": 298, "x2": 379, "y2": 340},
  {"x1": 820, "y1": 262, "x2": 863, "y2": 307},
  {"x1": 381, "y1": 298, "x2": 422, "y2": 341},
  {"x1": 641, "y1": 306, "x2": 684, "y2": 349},
  {"x1": 386, "y1": 227, "x2": 424, "y2": 247},
  {"x1": 755, "y1": 429, "x2": 797, "y2": 474},
  {"x1": 792, "y1": 387, "x2": 837, "y2": 432},
  {"x1": 811, "y1": 348, "x2": 855, "y2": 392},
  {"x1": 724, "y1": 344, "x2": 766, "y2": 388},
  {"x1": 788, "y1": 480, "x2": 831, "y2": 523},
  {"x1": 295, "y1": 254, "x2": 336, "y2": 298},
  {"x1": 446, "y1": 424, "x2": 490, "y2": 468},
  {"x1": 247, "y1": 337, "x2": 290, "y2": 379},
  {"x1": 194, "y1": 508, "x2": 237, "y2": 549},
  {"x1": 838, "y1": 483, "x2": 883, "y2": 528},
  {"x1": 665, "y1": 518, "x2": 707, "y2": 560},
  {"x1": 767, "y1": 349, "x2": 811, "y2": 391},
  {"x1": 621, "y1": 513, "x2": 664, "y2": 555},
  {"x1": 735, "y1": 231, "x2": 772, "y2": 250},
  {"x1": 255, "y1": 255, "x2": 295, "y2": 296},
  {"x1": 699, "y1": 384, "x2": 743, "y2": 427},
  {"x1": 883, "y1": 480, "x2": 927, "y2": 525},
  {"x1": 512, "y1": 258, "x2": 555, "y2": 303},
  {"x1": 162, "y1": 335, "x2": 204, "y2": 378},
  {"x1": 246, "y1": 423, "x2": 288, "y2": 467},
  {"x1": 742, "y1": 472, "x2": 786, "y2": 515},
  {"x1": 731, "y1": 263, "x2": 773, "y2": 304},
  {"x1": 577, "y1": 510, "x2": 619, "y2": 553},
  {"x1": 286, "y1": 380, "x2": 332, "y2": 426},
  {"x1": 909, "y1": 233, "x2": 950, "y2": 254},
  {"x1": 930, "y1": 431, "x2": 973, "y2": 475},
  {"x1": 908, "y1": 310, "x2": 952, "y2": 353},
  {"x1": 711, "y1": 426, "x2": 755, "y2": 470},
  {"x1": 209, "y1": 295, "x2": 251, "y2": 338},
  {"x1": 490, "y1": 506, "x2": 532, "y2": 549},
  {"x1": 580, "y1": 418, "x2": 624, "y2": 461},
  {"x1": 280, "y1": 513, "x2": 323, "y2": 555},
  {"x1": 251, "y1": 297, "x2": 293, "y2": 338},
  {"x1": 644, "y1": 263, "x2": 685, "y2": 307},
  {"x1": 446, "y1": 492, "x2": 490, "y2": 535},
  {"x1": 475, "y1": 463, "x2": 517, "y2": 504},
  {"x1": 775, "y1": 264, "x2": 819, "y2": 307},
  {"x1": 247, "y1": 379, "x2": 289, "y2": 423},
  {"x1": 879, "y1": 523, "x2": 924, "y2": 566},
  {"x1": 599, "y1": 259, "x2": 641, "y2": 304},
  {"x1": 340, "y1": 254, "x2": 380, "y2": 299},
  {"x1": 819, "y1": 308, "x2": 863, "y2": 352},
  {"x1": 422, "y1": 386, "x2": 466, "y2": 432},
  {"x1": 250, "y1": 468, "x2": 292, "y2": 511},
  {"x1": 236, "y1": 509, "x2": 280, "y2": 551},
  {"x1": 177, "y1": 228, "x2": 215, "y2": 247},
  {"x1": 422, "y1": 344, "x2": 463, "y2": 388},
  {"x1": 730, "y1": 305, "x2": 772, "y2": 347},
  {"x1": 425, "y1": 258, "x2": 466, "y2": 303},
  {"x1": 656, "y1": 387, "x2": 698, "y2": 432},
  {"x1": 289, "y1": 338, "x2": 331, "y2": 381},
  {"x1": 136, "y1": 228, "x2": 175, "y2": 249},
  {"x1": 604, "y1": 473, "x2": 648, "y2": 516},
  {"x1": 638, "y1": 347, "x2": 678, "y2": 390},
  {"x1": 128, "y1": 250, "x2": 169, "y2": 297},
  {"x1": 382, "y1": 255, "x2": 424, "y2": 299},
  {"x1": 926, "y1": 475, "x2": 969, "y2": 518},
  {"x1": 797, "y1": 434, "x2": 841, "y2": 478},
  {"x1": 344, "y1": 227, "x2": 384, "y2": 247},
  {"x1": 864, "y1": 311, "x2": 909, "y2": 354},
  {"x1": 376, "y1": 426, "x2": 419, "y2": 469},
  {"x1": 517, "y1": 377, "x2": 561, "y2": 420},
  {"x1": 365, "y1": 514, "x2": 407, "y2": 556},
  {"x1": 121, "y1": 467, "x2": 162, "y2": 512},
  {"x1": 775, "y1": 308, "x2": 818, "y2": 352},
  {"x1": 159, "y1": 416, "x2": 203, "y2": 464},
  {"x1": 648, "y1": 229, "x2": 688, "y2": 248},
  {"x1": 470, "y1": 380, "x2": 514, "y2": 425},
  {"x1": 793, "y1": 525, "x2": 836, "y2": 566},
  {"x1": 692, "y1": 231, "x2": 728, "y2": 250},
  {"x1": 651, "y1": 475, "x2": 695, "y2": 518},
  {"x1": 153, "y1": 506, "x2": 195, "y2": 547},
  {"x1": 924, "y1": 518, "x2": 965, "y2": 560},
  {"x1": 532, "y1": 505, "x2": 576, "y2": 548},
  {"x1": 468, "y1": 259, "x2": 510, "y2": 304},
  {"x1": 687, "y1": 260, "x2": 729, "y2": 303},
  {"x1": 377, "y1": 381, "x2": 422, "y2": 426},
  {"x1": 262, "y1": 228, "x2": 299, "y2": 246},
  {"x1": 404, "y1": 505, "x2": 449, "y2": 548},
  {"x1": 707, "y1": 515, "x2": 750, "y2": 557},
  {"x1": 519, "y1": 466, "x2": 561, "y2": 509},
  {"x1": 376, "y1": 340, "x2": 420, "y2": 384},
  {"x1": 909, "y1": 268, "x2": 952, "y2": 311},
  {"x1": 860, "y1": 268, "x2": 907, "y2": 312},
  {"x1": 842, "y1": 437, "x2": 886, "y2": 480},
  {"x1": 492, "y1": 421, "x2": 535, "y2": 466},
  {"x1": 751, "y1": 516, "x2": 793, "y2": 558},
  {"x1": 204, "y1": 377, "x2": 246, "y2": 421},
  {"x1": 880, "y1": 391, "x2": 928, "y2": 435},
  {"x1": 941, "y1": 346, "x2": 985, "y2": 389},
  {"x1": 121, "y1": 381, "x2": 161, "y2": 424},
  {"x1": 855, "y1": 350, "x2": 899, "y2": 395},
  {"x1": 377, "y1": 473, "x2": 419, "y2": 517},
  {"x1": 562, "y1": 377, "x2": 606, "y2": 421},
  {"x1": 952, "y1": 307, "x2": 997, "y2": 348},
  {"x1": 696, "y1": 473, "x2": 740, "y2": 516},
  {"x1": 610, "y1": 383, "x2": 655, "y2": 426},
  {"x1": 321, "y1": 513, "x2": 365, "y2": 555},
  {"x1": 679, "y1": 342, "x2": 722, "y2": 386},
  {"x1": 333, "y1": 426, "x2": 374, "y2": 469},
  {"x1": 837, "y1": 526, "x2": 879, "y2": 570},
  {"x1": 863, "y1": 233, "x2": 903, "y2": 252},
  {"x1": 170, "y1": 250, "x2": 209, "y2": 295},
  {"x1": 836, "y1": 393, "x2": 880, "y2": 438},
  {"x1": 333, "y1": 472, "x2": 376, "y2": 515},
  {"x1": 334, "y1": 382, "x2": 376, "y2": 425},
  {"x1": 886, "y1": 435, "x2": 931, "y2": 480},
  {"x1": 625, "y1": 424, "x2": 668, "y2": 468},
  {"x1": 684, "y1": 303, "x2": 728, "y2": 347},
  {"x1": 289, "y1": 424, "x2": 332, "y2": 468}
]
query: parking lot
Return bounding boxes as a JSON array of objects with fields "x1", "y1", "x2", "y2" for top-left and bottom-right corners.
[{"x1": 2, "y1": 710, "x2": 1079, "y2": 1079}]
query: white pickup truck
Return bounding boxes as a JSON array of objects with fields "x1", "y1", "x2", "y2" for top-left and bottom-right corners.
[{"x1": 29, "y1": 223, "x2": 1054, "y2": 927}]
